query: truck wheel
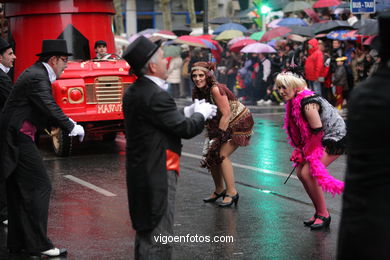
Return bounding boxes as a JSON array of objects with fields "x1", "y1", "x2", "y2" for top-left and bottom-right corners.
[
  {"x1": 51, "y1": 128, "x2": 72, "y2": 157},
  {"x1": 103, "y1": 132, "x2": 117, "y2": 142}
]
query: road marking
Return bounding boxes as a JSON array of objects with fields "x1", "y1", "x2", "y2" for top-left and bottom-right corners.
[
  {"x1": 116, "y1": 138, "x2": 297, "y2": 180},
  {"x1": 181, "y1": 152, "x2": 298, "y2": 180},
  {"x1": 255, "y1": 112, "x2": 285, "y2": 116},
  {"x1": 63, "y1": 175, "x2": 117, "y2": 197}
]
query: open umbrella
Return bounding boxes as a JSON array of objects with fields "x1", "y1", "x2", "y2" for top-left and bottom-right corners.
[
  {"x1": 215, "y1": 30, "x2": 244, "y2": 41},
  {"x1": 327, "y1": 30, "x2": 357, "y2": 41},
  {"x1": 260, "y1": 27, "x2": 291, "y2": 42},
  {"x1": 214, "y1": 23, "x2": 248, "y2": 34},
  {"x1": 240, "y1": 42, "x2": 276, "y2": 53},
  {"x1": 363, "y1": 35, "x2": 377, "y2": 46},
  {"x1": 138, "y1": 28, "x2": 159, "y2": 35},
  {"x1": 210, "y1": 17, "x2": 233, "y2": 25},
  {"x1": 153, "y1": 30, "x2": 177, "y2": 40},
  {"x1": 268, "y1": 18, "x2": 282, "y2": 29},
  {"x1": 353, "y1": 19, "x2": 378, "y2": 36},
  {"x1": 249, "y1": 31, "x2": 265, "y2": 41},
  {"x1": 313, "y1": 0, "x2": 341, "y2": 8},
  {"x1": 357, "y1": 25, "x2": 378, "y2": 36},
  {"x1": 289, "y1": 25, "x2": 315, "y2": 37},
  {"x1": 227, "y1": 36, "x2": 248, "y2": 46},
  {"x1": 277, "y1": 18, "x2": 308, "y2": 27},
  {"x1": 287, "y1": 34, "x2": 307, "y2": 42},
  {"x1": 315, "y1": 20, "x2": 353, "y2": 34},
  {"x1": 283, "y1": 1, "x2": 312, "y2": 12},
  {"x1": 172, "y1": 26, "x2": 192, "y2": 36},
  {"x1": 174, "y1": 36, "x2": 206, "y2": 48},
  {"x1": 230, "y1": 39, "x2": 257, "y2": 52}
]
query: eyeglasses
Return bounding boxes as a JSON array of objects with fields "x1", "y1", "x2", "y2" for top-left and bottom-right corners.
[{"x1": 57, "y1": 56, "x2": 68, "y2": 63}]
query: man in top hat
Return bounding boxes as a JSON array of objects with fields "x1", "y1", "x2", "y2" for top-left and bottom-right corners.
[
  {"x1": 122, "y1": 35, "x2": 217, "y2": 259},
  {"x1": 0, "y1": 38, "x2": 16, "y2": 109},
  {"x1": 0, "y1": 39, "x2": 85, "y2": 257},
  {"x1": 0, "y1": 37, "x2": 16, "y2": 227},
  {"x1": 337, "y1": 12, "x2": 390, "y2": 260}
]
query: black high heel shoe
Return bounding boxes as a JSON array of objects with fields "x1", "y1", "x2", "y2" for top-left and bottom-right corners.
[
  {"x1": 203, "y1": 190, "x2": 226, "y2": 203},
  {"x1": 218, "y1": 193, "x2": 239, "y2": 207},
  {"x1": 310, "y1": 215, "x2": 331, "y2": 230},
  {"x1": 303, "y1": 214, "x2": 318, "y2": 226}
]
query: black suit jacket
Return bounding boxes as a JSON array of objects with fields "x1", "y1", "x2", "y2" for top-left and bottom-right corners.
[
  {"x1": 123, "y1": 76, "x2": 204, "y2": 231},
  {"x1": 0, "y1": 68, "x2": 12, "y2": 110},
  {"x1": 337, "y1": 66, "x2": 390, "y2": 259},
  {"x1": 0, "y1": 62, "x2": 74, "y2": 180}
]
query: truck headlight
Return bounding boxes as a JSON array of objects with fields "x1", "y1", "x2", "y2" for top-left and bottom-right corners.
[{"x1": 68, "y1": 87, "x2": 84, "y2": 104}]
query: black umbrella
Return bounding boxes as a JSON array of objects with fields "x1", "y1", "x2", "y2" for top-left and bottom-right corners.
[
  {"x1": 353, "y1": 19, "x2": 378, "y2": 36},
  {"x1": 209, "y1": 17, "x2": 233, "y2": 25},
  {"x1": 315, "y1": 20, "x2": 353, "y2": 34},
  {"x1": 288, "y1": 25, "x2": 315, "y2": 37},
  {"x1": 172, "y1": 26, "x2": 192, "y2": 36}
]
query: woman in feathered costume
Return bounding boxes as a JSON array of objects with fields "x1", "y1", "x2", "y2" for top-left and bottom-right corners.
[{"x1": 276, "y1": 66, "x2": 346, "y2": 230}]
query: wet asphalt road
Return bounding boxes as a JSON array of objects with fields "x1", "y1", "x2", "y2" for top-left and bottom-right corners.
[{"x1": 0, "y1": 102, "x2": 346, "y2": 260}]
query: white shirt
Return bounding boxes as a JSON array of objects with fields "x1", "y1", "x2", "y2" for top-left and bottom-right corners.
[
  {"x1": 0, "y1": 63, "x2": 10, "y2": 73},
  {"x1": 42, "y1": 62, "x2": 57, "y2": 83},
  {"x1": 144, "y1": 75, "x2": 168, "y2": 91},
  {"x1": 261, "y1": 58, "x2": 271, "y2": 82}
]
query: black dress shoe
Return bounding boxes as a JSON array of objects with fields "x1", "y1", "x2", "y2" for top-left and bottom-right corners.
[
  {"x1": 203, "y1": 190, "x2": 226, "y2": 203},
  {"x1": 8, "y1": 248, "x2": 23, "y2": 254},
  {"x1": 218, "y1": 192, "x2": 239, "y2": 207},
  {"x1": 310, "y1": 215, "x2": 331, "y2": 230},
  {"x1": 303, "y1": 214, "x2": 318, "y2": 226}
]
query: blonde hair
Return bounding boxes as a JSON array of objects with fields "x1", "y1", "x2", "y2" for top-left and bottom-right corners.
[{"x1": 274, "y1": 72, "x2": 307, "y2": 92}]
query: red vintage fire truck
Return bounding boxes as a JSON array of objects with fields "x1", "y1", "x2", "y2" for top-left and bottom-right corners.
[{"x1": 2, "y1": 0, "x2": 136, "y2": 156}]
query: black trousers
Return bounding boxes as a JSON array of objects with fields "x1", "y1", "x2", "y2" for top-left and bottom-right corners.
[
  {"x1": 0, "y1": 181, "x2": 7, "y2": 222},
  {"x1": 6, "y1": 133, "x2": 53, "y2": 253},
  {"x1": 135, "y1": 170, "x2": 177, "y2": 260}
]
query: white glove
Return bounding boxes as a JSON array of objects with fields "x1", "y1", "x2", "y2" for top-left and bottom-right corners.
[
  {"x1": 194, "y1": 99, "x2": 217, "y2": 120},
  {"x1": 68, "y1": 117, "x2": 76, "y2": 125},
  {"x1": 184, "y1": 99, "x2": 205, "y2": 117},
  {"x1": 69, "y1": 124, "x2": 85, "y2": 142}
]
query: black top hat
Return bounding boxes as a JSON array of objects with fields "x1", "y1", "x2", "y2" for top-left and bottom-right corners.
[
  {"x1": 122, "y1": 35, "x2": 162, "y2": 76},
  {"x1": 378, "y1": 12, "x2": 390, "y2": 60},
  {"x1": 94, "y1": 40, "x2": 107, "y2": 48},
  {"x1": 0, "y1": 38, "x2": 11, "y2": 53},
  {"x1": 36, "y1": 39, "x2": 72, "y2": 57}
]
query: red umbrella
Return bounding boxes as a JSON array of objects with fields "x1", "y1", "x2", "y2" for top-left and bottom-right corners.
[
  {"x1": 229, "y1": 39, "x2": 257, "y2": 52},
  {"x1": 313, "y1": 0, "x2": 341, "y2": 8},
  {"x1": 363, "y1": 35, "x2": 377, "y2": 45},
  {"x1": 196, "y1": 34, "x2": 214, "y2": 40},
  {"x1": 174, "y1": 35, "x2": 207, "y2": 48},
  {"x1": 197, "y1": 36, "x2": 223, "y2": 62},
  {"x1": 260, "y1": 27, "x2": 291, "y2": 42}
]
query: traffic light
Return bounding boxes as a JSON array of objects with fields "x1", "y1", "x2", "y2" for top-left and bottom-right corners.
[
  {"x1": 261, "y1": 4, "x2": 271, "y2": 14},
  {"x1": 253, "y1": 0, "x2": 272, "y2": 15}
]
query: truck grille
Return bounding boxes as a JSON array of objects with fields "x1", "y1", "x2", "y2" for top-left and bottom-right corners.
[{"x1": 85, "y1": 76, "x2": 130, "y2": 104}]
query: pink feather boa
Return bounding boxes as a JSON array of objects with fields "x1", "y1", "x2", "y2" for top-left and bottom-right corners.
[{"x1": 283, "y1": 89, "x2": 344, "y2": 195}]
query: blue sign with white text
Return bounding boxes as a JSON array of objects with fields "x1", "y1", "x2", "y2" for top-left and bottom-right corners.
[{"x1": 351, "y1": 0, "x2": 376, "y2": 13}]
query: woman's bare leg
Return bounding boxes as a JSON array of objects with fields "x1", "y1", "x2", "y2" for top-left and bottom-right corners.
[
  {"x1": 298, "y1": 153, "x2": 339, "y2": 224},
  {"x1": 206, "y1": 166, "x2": 225, "y2": 199},
  {"x1": 219, "y1": 141, "x2": 239, "y2": 203}
]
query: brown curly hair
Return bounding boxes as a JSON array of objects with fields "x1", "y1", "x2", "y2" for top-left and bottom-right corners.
[{"x1": 190, "y1": 61, "x2": 217, "y2": 87}]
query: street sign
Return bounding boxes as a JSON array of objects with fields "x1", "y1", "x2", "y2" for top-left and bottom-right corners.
[{"x1": 351, "y1": 0, "x2": 376, "y2": 14}]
